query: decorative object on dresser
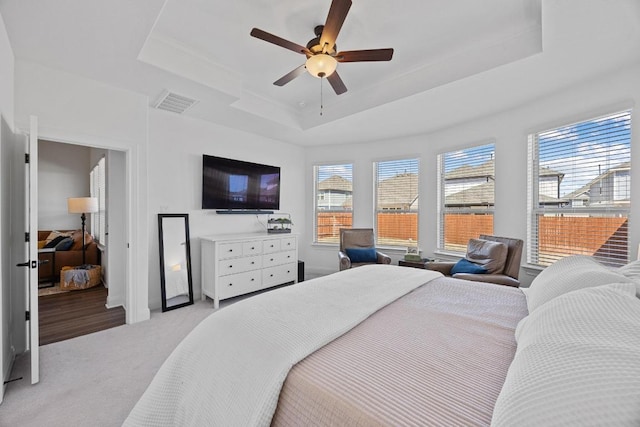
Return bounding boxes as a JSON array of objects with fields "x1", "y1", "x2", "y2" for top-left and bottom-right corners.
[
  {"x1": 267, "y1": 213, "x2": 292, "y2": 234},
  {"x1": 67, "y1": 197, "x2": 99, "y2": 266},
  {"x1": 158, "y1": 214, "x2": 194, "y2": 312},
  {"x1": 201, "y1": 233, "x2": 298, "y2": 309}
]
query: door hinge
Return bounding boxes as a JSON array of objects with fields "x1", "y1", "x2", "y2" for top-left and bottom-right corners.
[
  {"x1": 25, "y1": 311, "x2": 30, "y2": 321},
  {"x1": 25, "y1": 153, "x2": 29, "y2": 163},
  {"x1": 25, "y1": 232, "x2": 30, "y2": 242}
]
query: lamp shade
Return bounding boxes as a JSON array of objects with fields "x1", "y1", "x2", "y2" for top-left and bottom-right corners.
[
  {"x1": 305, "y1": 54, "x2": 338, "y2": 78},
  {"x1": 68, "y1": 197, "x2": 99, "y2": 214}
]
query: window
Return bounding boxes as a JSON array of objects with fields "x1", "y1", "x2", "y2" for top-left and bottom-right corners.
[
  {"x1": 90, "y1": 157, "x2": 106, "y2": 245},
  {"x1": 437, "y1": 144, "x2": 495, "y2": 253},
  {"x1": 375, "y1": 158, "x2": 419, "y2": 247},
  {"x1": 314, "y1": 163, "x2": 353, "y2": 243},
  {"x1": 528, "y1": 110, "x2": 631, "y2": 267}
]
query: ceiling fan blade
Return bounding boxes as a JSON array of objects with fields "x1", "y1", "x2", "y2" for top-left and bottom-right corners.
[
  {"x1": 336, "y1": 48, "x2": 394, "y2": 62},
  {"x1": 250, "y1": 28, "x2": 311, "y2": 56},
  {"x1": 273, "y1": 64, "x2": 307, "y2": 86},
  {"x1": 327, "y1": 71, "x2": 347, "y2": 95},
  {"x1": 319, "y1": 0, "x2": 352, "y2": 53}
]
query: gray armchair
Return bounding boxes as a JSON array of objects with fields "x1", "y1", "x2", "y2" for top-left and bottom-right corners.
[
  {"x1": 338, "y1": 228, "x2": 391, "y2": 271},
  {"x1": 427, "y1": 235, "x2": 523, "y2": 287}
]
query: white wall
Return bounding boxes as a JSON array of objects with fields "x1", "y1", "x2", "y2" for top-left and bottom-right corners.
[
  {"x1": 146, "y1": 110, "x2": 305, "y2": 310},
  {"x1": 304, "y1": 63, "x2": 640, "y2": 286},
  {"x1": 14, "y1": 59, "x2": 150, "y2": 324},
  {"x1": 38, "y1": 140, "x2": 91, "y2": 230},
  {"x1": 0, "y1": 9, "x2": 14, "y2": 401}
]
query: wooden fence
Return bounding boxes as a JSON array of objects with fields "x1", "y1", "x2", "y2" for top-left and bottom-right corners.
[{"x1": 317, "y1": 212, "x2": 628, "y2": 264}]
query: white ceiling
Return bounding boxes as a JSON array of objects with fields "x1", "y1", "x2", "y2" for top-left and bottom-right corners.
[{"x1": 1, "y1": 0, "x2": 640, "y2": 146}]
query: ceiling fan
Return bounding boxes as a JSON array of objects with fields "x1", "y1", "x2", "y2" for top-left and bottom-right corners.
[{"x1": 250, "y1": 0, "x2": 394, "y2": 95}]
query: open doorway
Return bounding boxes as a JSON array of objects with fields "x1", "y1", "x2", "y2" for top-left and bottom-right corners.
[{"x1": 37, "y1": 139, "x2": 126, "y2": 344}]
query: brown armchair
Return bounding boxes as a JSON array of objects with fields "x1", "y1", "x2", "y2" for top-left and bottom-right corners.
[
  {"x1": 427, "y1": 235, "x2": 523, "y2": 287},
  {"x1": 338, "y1": 228, "x2": 391, "y2": 271}
]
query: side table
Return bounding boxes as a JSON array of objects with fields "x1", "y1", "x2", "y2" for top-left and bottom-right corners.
[
  {"x1": 398, "y1": 258, "x2": 435, "y2": 269},
  {"x1": 38, "y1": 248, "x2": 56, "y2": 288}
]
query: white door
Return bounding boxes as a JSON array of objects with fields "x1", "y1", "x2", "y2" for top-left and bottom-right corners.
[
  {"x1": 16, "y1": 116, "x2": 39, "y2": 384},
  {"x1": 27, "y1": 117, "x2": 39, "y2": 384}
]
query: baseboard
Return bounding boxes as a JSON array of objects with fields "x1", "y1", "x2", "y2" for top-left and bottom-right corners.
[{"x1": 105, "y1": 296, "x2": 124, "y2": 309}]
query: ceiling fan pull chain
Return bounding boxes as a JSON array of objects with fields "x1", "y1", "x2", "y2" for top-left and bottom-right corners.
[{"x1": 320, "y1": 76, "x2": 324, "y2": 116}]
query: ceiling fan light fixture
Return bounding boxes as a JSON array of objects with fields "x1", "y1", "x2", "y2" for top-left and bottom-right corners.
[{"x1": 305, "y1": 54, "x2": 338, "y2": 78}]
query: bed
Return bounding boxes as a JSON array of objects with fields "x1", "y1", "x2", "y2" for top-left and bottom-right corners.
[{"x1": 124, "y1": 258, "x2": 640, "y2": 426}]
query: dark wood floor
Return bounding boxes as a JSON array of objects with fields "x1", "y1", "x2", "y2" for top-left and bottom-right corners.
[{"x1": 39, "y1": 284, "x2": 126, "y2": 346}]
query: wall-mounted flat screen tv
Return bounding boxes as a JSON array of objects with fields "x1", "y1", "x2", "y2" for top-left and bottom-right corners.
[{"x1": 202, "y1": 155, "x2": 280, "y2": 212}]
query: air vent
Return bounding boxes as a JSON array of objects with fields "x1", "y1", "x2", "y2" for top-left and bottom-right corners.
[{"x1": 154, "y1": 91, "x2": 198, "y2": 114}]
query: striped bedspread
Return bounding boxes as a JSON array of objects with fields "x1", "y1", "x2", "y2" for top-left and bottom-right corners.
[
  {"x1": 124, "y1": 265, "x2": 442, "y2": 426},
  {"x1": 272, "y1": 276, "x2": 528, "y2": 426}
]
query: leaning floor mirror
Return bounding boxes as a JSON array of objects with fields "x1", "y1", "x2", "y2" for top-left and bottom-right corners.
[{"x1": 158, "y1": 213, "x2": 194, "y2": 312}]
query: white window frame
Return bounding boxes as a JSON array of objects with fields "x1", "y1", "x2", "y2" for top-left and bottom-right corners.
[
  {"x1": 527, "y1": 110, "x2": 631, "y2": 268},
  {"x1": 374, "y1": 157, "x2": 419, "y2": 248},
  {"x1": 90, "y1": 156, "x2": 106, "y2": 246},
  {"x1": 313, "y1": 163, "x2": 353, "y2": 244},
  {"x1": 437, "y1": 143, "x2": 495, "y2": 254}
]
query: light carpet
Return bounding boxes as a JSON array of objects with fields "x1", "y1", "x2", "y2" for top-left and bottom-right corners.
[{"x1": 0, "y1": 300, "x2": 216, "y2": 427}]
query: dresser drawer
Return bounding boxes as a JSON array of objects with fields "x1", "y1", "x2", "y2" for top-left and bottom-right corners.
[
  {"x1": 280, "y1": 237, "x2": 296, "y2": 250},
  {"x1": 262, "y1": 263, "x2": 297, "y2": 287},
  {"x1": 263, "y1": 239, "x2": 281, "y2": 253},
  {"x1": 218, "y1": 270, "x2": 262, "y2": 300},
  {"x1": 218, "y1": 255, "x2": 262, "y2": 276},
  {"x1": 218, "y1": 242, "x2": 243, "y2": 259},
  {"x1": 242, "y1": 240, "x2": 262, "y2": 256},
  {"x1": 263, "y1": 250, "x2": 296, "y2": 268}
]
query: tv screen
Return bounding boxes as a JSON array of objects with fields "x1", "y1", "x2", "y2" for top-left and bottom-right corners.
[{"x1": 202, "y1": 155, "x2": 280, "y2": 211}]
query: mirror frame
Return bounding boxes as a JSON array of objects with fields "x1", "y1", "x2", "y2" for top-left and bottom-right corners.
[{"x1": 158, "y1": 213, "x2": 194, "y2": 312}]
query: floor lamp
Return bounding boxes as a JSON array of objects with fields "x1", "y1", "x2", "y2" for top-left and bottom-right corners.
[{"x1": 67, "y1": 197, "x2": 99, "y2": 267}]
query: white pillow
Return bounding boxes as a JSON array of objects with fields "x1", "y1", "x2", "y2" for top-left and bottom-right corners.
[
  {"x1": 491, "y1": 283, "x2": 640, "y2": 426},
  {"x1": 525, "y1": 255, "x2": 634, "y2": 312},
  {"x1": 616, "y1": 260, "x2": 640, "y2": 296}
]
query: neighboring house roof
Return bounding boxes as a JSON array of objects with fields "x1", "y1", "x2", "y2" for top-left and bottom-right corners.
[
  {"x1": 445, "y1": 159, "x2": 564, "y2": 181},
  {"x1": 318, "y1": 175, "x2": 352, "y2": 192},
  {"x1": 445, "y1": 181, "x2": 494, "y2": 206},
  {"x1": 445, "y1": 181, "x2": 566, "y2": 207},
  {"x1": 445, "y1": 160, "x2": 494, "y2": 180},
  {"x1": 564, "y1": 161, "x2": 630, "y2": 200},
  {"x1": 377, "y1": 173, "x2": 419, "y2": 209}
]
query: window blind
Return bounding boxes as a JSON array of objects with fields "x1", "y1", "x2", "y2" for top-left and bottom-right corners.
[
  {"x1": 528, "y1": 110, "x2": 631, "y2": 267},
  {"x1": 375, "y1": 158, "x2": 419, "y2": 247},
  {"x1": 438, "y1": 143, "x2": 495, "y2": 253},
  {"x1": 90, "y1": 157, "x2": 107, "y2": 246},
  {"x1": 314, "y1": 163, "x2": 353, "y2": 243}
]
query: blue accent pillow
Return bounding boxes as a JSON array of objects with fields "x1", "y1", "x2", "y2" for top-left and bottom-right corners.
[
  {"x1": 451, "y1": 258, "x2": 487, "y2": 275},
  {"x1": 54, "y1": 237, "x2": 74, "y2": 251},
  {"x1": 345, "y1": 247, "x2": 378, "y2": 263}
]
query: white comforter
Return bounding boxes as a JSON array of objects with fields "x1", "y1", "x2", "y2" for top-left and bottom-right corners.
[{"x1": 124, "y1": 265, "x2": 442, "y2": 426}]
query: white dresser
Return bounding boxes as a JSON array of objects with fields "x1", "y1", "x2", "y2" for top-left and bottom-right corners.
[{"x1": 201, "y1": 233, "x2": 298, "y2": 308}]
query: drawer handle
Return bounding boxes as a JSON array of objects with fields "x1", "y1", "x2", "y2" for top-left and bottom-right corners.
[
  {"x1": 228, "y1": 283, "x2": 233, "y2": 287},
  {"x1": 270, "y1": 274, "x2": 274, "y2": 277},
  {"x1": 270, "y1": 244, "x2": 274, "y2": 248},
  {"x1": 228, "y1": 249, "x2": 233, "y2": 252},
  {"x1": 270, "y1": 258, "x2": 274, "y2": 262},
  {"x1": 251, "y1": 261, "x2": 255, "y2": 265},
  {"x1": 251, "y1": 278, "x2": 255, "y2": 282},
  {"x1": 251, "y1": 246, "x2": 255, "y2": 250},
  {"x1": 287, "y1": 255, "x2": 291, "y2": 259},
  {"x1": 229, "y1": 265, "x2": 233, "y2": 268},
  {"x1": 287, "y1": 270, "x2": 290, "y2": 273}
]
